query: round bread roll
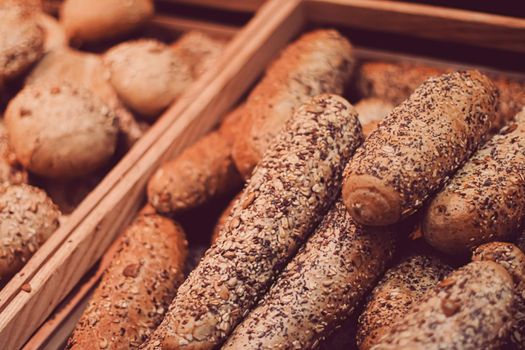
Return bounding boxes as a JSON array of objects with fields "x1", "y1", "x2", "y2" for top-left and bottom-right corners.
[
  {"x1": 37, "y1": 13, "x2": 67, "y2": 52},
  {"x1": 0, "y1": 2, "x2": 45, "y2": 81},
  {"x1": 60, "y1": 0, "x2": 154, "y2": 44},
  {"x1": 5, "y1": 82, "x2": 118, "y2": 178},
  {"x1": 26, "y1": 47, "x2": 146, "y2": 150},
  {"x1": 0, "y1": 184, "x2": 60, "y2": 282},
  {"x1": 104, "y1": 39, "x2": 193, "y2": 119},
  {"x1": 0, "y1": 119, "x2": 28, "y2": 185}
]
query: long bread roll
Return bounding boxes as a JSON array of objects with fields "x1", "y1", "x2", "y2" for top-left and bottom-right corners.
[
  {"x1": 371, "y1": 261, "x2": 515, "y2": 350},
  {"x1": 67, "y1": 214, "x2": 188, "y2": 349},
  {"x1": 148, "y1": 106, "x2": 244, "y2": 214},
  {"x1": 357, "y1": 254, "x2": 452, "y2": 350},
  {"x1": 473, "y1": 242, "x2": 525, "y2": 349},
  {"x1": 222, "y1": 198, "x2": 396, "y2": 350},
  {"x1": 423, "y1": 108, "x2": 525, "y2": 255},
  {"x1": 343, "y1": 70, "x2": 497, "y2": 226},
  {"x1": 232, "y1": 29, "x2": 354, "y2": 178},
  {"x1": 142, "y1": 94, "x2": 363, "y2": 350}
]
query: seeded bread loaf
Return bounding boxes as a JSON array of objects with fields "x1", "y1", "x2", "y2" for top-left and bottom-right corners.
[
  {"x1": 5, "y1": 81, "x2": 119, "y2": 178},
  {"x1": 423, "y1": 108, "x2": 525, "y2": 255},
  {"x1": 0, "y1": 184, "x2": 60, "y2": 282},
  {"x1": 232, "y1": 29, "x2": 354, "y2": 178},
  {"x1": 67, "y1": 214, "x2": 188, "y2": 349},
  {"x1": 0, "y1": 2, "x2": 44, "y2": 81},
  {"x1": 60, "y1": 0, "x2": 154, "y2": 44},
  {"x1": 473, "y1": 242, "x2": 525, "y2": 349},
  {"x1": 372, "y1": 261, "x2": 515, "y2": 350},
  {"x1": 148, "y1": 106, "x2": 244, "y2": 214},
  {"x1": 211, "y1": 193, "x2": 240, "y2": 244},
  {"x1": 357, "y1": 254, "x2": 452, "y2": 350},
  {"x1": 343, "y1": 70, "x2": 497, "y2": 226},
  {"x1": 142, "y1": 94, "x2": 363, "y2": 350},
  {"x1": 223, "y1": 198, "x2": 396, "y2": 350}
]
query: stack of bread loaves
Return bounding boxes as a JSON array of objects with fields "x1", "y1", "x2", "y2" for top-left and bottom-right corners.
[
  {"x1": 64, "y1": 23, "x2": 525, "y2": 350},
  {"x1": 0, "y1": 0, "x2": 226, "y2": 289}
]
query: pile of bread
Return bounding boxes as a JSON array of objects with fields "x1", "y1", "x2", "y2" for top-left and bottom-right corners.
[
  {"x1": 0, "y1": 0, "x2": 224, "y2": 287},
  {"x1": 66, "y1": 28, "x2": 525, "y2": 350}
]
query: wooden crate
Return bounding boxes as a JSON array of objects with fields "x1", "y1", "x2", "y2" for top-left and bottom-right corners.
[{"x1": 3, "y1": 0, "x2": 525, "y2": 349}]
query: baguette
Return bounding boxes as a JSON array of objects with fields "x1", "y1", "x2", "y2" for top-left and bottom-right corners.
[
  {"x1": 342, "y1": 70, "x2": 497, "y2": 226},
  {"x1": 142, "y1": 94, "x2": 363, "y2": 350},
  {"x1": 0, "y1": 184, "x2": 60, "y2": 282},
  {"x1": 148, "y1": 106, "x2": 244, "y2": 214},
  {"x1": 372, "y1": 261, "x2": 515, "y2": 350},
  {"x1": 473, "y1": 242, "x2": 525, "y2": 349},
  {"x1": 67, "y1": 214, "x2": 188, "y2": 349},
  {"x1": 232, "y1": 29, "x2": 354, "y2": 178},
  {"x1": 423, "y1": 108, "x2": 525, "y2": 255},
  {"x1": 354, "y1": 98, "x2": 394, "y2": 137},
  {"x1": 222, "y1": 198, "x2": 396, "y2": 350},
  {"x1": 357, "y1": 254, "x2": 452, "y2": 350}
]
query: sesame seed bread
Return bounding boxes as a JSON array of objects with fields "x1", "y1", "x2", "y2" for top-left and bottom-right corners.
[
  {"x1": 371, "y1": 261, "x2": 515, "y2": 350},
  {"x1": 423, "y1": 108, "x2": 525, "y2": 255},
  {"x1": 0, "y1": 184, "x2": 60, "y2": 283},
  {"x1": 148, "y1": 105, "x2": 244, "y2": 214},
  {"x1": 343, "y1": 70, "x2": 497, "y2": 226},
  {"x1": 223, "y1": 198, "x2": 396, "y2": 350},
  {"x1": 142, "y1": 94, "x2": 363, "y2": 350},
  {"x1": 67, "y1": 214, "x2": 188, "y2": 350},
  {"x1": 357, "y1": 254, "x2": 452, "y2": 350},
  {"x1": 231, "y1": 29, "x2": 355, "y2": 178}
]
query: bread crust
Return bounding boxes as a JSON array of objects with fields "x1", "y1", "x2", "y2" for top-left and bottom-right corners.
[
  {"x1": 67, "y1": 214, "x2": 188, "y2": 350},
  {"x1": 0, "y1": 184, "x2": 60, "y2": 282},
  {"x1": 372, "y1": 261, "x2": 515, "y2": 350},
  {"x1": 343, "y1": 70, "x2": 497, "y2": 226},
  {"x1": 423, "y1": 108, "x2": 525, "y2": 255},
  {"x1": 5, "y1": 81, "x2": 118, "y2": 178},
  {"x1": 357, "y1": 254, "x2": 452, "y2": 350},
  {"x1": 60, "y1": 0, "x2": 154, "y2": 44},
  {"x1": 231, "y1": 29, "x2": 354, "y2": 178},
  {"x1": 148, "y1": 106, "x2": 244, "y2": 214},
  {"x1": 0, "y1": 119, "x2": 27, "y2": 185},
  {"x1": 223, "y1": 198, "x2": 396, "y2": 350},
  {"x1": 142, "y1": 94, "x2": 363, "y2": 350}
]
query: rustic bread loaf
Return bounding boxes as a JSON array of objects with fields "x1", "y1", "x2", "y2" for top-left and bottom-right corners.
[
  {"x1": 148, "y1": 106, "x2": 244, "y2": 214},
  {"x1": 423, "y1": 108, "x2": 525, "y2": 255},
  {"x1": 372, "y1": 261, "x2": 515, "y2": 350},
  {"x1": 67, "y1": 214, "x2": 188, "y2": 349},
  {"x1": 0, "y1": 184, "x2": 60, "y2": 282},
  {"x1": 357, "y1": 254, "x2": 452, "y2": 350},
  {"x1": 142, "y1": 94, "x2": 363, "y2": 350},
  {"x1": 232, "y1": 29, "x2": 355, "y2": 178},
  {"x1": 223, "y1": 198, "x2": 396, "y2": 350},
  {"x1": 343, "y1": 70, "x2": 497, "y2": 226}
]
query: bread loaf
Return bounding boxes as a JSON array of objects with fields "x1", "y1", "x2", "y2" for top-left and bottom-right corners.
[
  {"x1": 423, "y1": 108, "x2": 525, "y2": 255},
  {"x1": 223, "y1": 198, "x2": 396, "y2": 350},
  {"x1": 0, "y1": 184, "x2": 60, "y2": 282},
  {"x1": 142, "y1": 94, "x2": 363, "y2": 350},
  {"x1": 473, "y1": 242, "x2": 525, "y2": 349},
  {"x1": 354, "y1": 98, "x2": 394, "y2": 137},
  {"x1": 343, "y1": 70, "x2": 497, "y2": 226},
  {"x1": 67, "y1": 214, "x2": 188, "y2": 349},
  {"x1": 372, "y1": 261, "x2": 515, "y2": 350},
  {"x1": 232, "y1": 29, "x2": 354, "y2": 178},
  {"x1": 211, "y1": 192, "x2": 240, "y2": 244},
  {"x1": 148, "y1": 106, "x2": 244, "y2": 214},
  {"x1": 357, "y1": 254, "x2": 452, "y2": 350}
]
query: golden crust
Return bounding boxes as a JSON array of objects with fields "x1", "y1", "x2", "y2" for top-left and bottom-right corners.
[{"x1": 67, "y1": 214, "x2": 188, "y2": 350}]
